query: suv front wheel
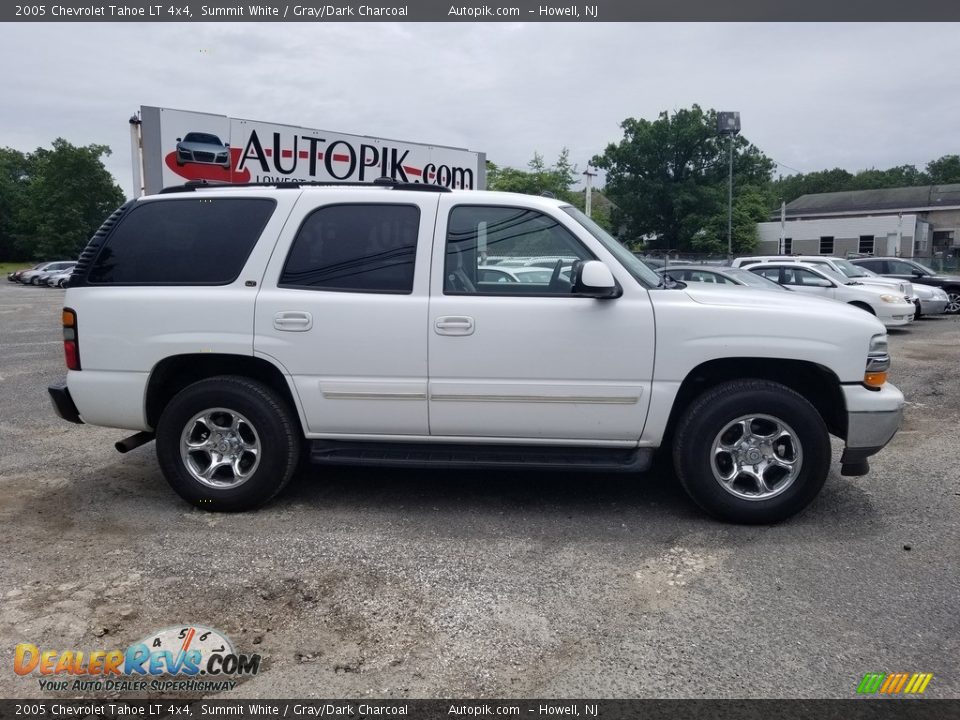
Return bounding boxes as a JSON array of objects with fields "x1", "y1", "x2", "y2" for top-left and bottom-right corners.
[
  {"x1": 156, "y1": 376, "x2": 300, "y2": 511},
  {"x1": 673, "y1": 379, "x2": 831, "y2": 524}
]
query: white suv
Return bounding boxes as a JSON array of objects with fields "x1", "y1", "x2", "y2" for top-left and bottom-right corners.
[{"x1": 48, "y1": 181, "x2": 904, "y2": 524}]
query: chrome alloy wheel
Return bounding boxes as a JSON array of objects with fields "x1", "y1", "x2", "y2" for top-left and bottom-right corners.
[
  {"x1": 946, "y1": 291, "x2": 960, "y2": 314},
  {"x1": 179, "y1": 408, "x2": 261, "y2": 488},
  {"x1": 711, "y1": 414, "x2": 802, "y2": 501}
]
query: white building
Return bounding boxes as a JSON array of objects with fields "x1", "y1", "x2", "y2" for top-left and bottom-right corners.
[{"x1": 757, "y1": 184, "x2": 960, "y2": 259}]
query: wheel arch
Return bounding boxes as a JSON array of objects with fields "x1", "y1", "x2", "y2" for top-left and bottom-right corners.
[
  {"x1": 664, "y1": 358, "x2": 847, "y2": 445},
  {"x1": 848, "y1": 301, "x2": 876, "y2": 315},
  {"x1": 145, "y1": 354, "x2": 300, "y2": 432}
]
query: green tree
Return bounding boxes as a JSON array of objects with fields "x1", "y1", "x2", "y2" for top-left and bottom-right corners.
[
  {"x1": 771, "y1": 164, "x2": 934, "y2": 205},
  {"x1": 487, "y1": 148, "x2": 578, "y2": 202},
  {"x1": 14, "y1": 138, "x2": 124, "y2": 260},
  {"x1": 591, "y1": 105, "x2": 775, "y2": 251},
  {"x1": 0, "y1": 148, "x2": 31, "y2": 261},
  {"x1": 692, "y1": 186, "x2": 774, "y2": 254},
  {"x1": 927, "y1": 155, "x2": 960, "y2": 184}
]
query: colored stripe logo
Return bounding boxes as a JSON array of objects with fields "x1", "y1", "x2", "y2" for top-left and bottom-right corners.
[{"x1": 857, "y1": 672, "x2": 933, "y2": 694}]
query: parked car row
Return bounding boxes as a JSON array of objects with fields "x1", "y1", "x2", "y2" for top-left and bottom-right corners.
[
  {"x1": 6, "y1": 260, "x2": 76, "y2": 287},
  {"x1": 655, "y1": 254, "x2": 955, "y2": 324}
]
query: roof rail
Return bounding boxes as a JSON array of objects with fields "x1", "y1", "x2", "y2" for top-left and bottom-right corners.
[{"x1": 158, "y1": 177, "x2": 452, "y2": 194}]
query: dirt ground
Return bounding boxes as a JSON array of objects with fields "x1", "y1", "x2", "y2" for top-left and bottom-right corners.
[{"x1": 1, "y1": 280, "x2": 957, "y2": 699}]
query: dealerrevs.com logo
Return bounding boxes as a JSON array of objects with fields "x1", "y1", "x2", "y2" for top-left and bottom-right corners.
[{"x1": 15, "y1": 625, "x2": 260, "y2": 693}]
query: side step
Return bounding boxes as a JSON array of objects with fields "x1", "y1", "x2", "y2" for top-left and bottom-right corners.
[{"x1": 309, "y1": 441, "x2": 652, "y2": 473}]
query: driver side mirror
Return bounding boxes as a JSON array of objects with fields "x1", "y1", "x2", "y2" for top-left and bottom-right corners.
[{"x1": 572, "y1": 260, "x2": 621, "y2": 299}]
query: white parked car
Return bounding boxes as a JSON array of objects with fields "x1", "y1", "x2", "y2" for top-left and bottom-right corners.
[
  {"x1": 732, "y1": 255, "x2": 915, "y2": 301},
  {"x1": 477, "y1": 266, "x2": 557, "y2": 284},
  {"x1": 743, "y1": 262, "x2": 916, "y2": 327},
  {"x1": 48, "y1": 181, "x2": 904, "y2": 524}
]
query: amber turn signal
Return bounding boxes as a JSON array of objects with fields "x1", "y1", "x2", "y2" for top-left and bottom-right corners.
[{"x1": 863, "y1": 371, "x2": 887, "y2": 388}]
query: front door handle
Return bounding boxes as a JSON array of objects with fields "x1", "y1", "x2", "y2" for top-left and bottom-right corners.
[
  {"x1": 274, "y1": 311, "x2": 313, "y2": 332},
  {"x1": 435, "y1": 316, "x2": 475, "y2": 336}
]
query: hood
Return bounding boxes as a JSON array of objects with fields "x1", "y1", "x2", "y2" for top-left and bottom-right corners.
[{"x1": 681, "y1": 283, "x2": 842, "y2": 310}]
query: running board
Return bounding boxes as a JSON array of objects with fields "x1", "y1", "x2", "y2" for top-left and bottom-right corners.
[{"x1": 309, "y1": 441, "x2": 652, "y2": 472}]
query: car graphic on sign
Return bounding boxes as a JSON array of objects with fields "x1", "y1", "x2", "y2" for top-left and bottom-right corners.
[{"x1": 175, "y1": 132, "x2": 231, "y2": 168}]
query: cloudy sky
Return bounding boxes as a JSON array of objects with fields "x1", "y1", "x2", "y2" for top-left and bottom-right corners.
[{"x1": 2, "y1": 22, "x2": 958, "y2": 197}]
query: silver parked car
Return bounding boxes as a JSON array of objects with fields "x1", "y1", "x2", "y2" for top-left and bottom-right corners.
[
  {"x1": 46, "y1": 267, "x2": 77, "y2": 288},
  {"x1": 19, "y1": 261, "x2": 76, "y2": 285},
  {"x1": 657, "y1": 265, "x2": 790, "y2": 291}
]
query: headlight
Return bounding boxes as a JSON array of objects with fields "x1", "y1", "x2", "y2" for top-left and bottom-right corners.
[
  {"x1": 878, "y1": 294, "x2": 901, "y2": 303},
  {"x1": 864, "y1": 333, "x2": 889, "y2": 388}
]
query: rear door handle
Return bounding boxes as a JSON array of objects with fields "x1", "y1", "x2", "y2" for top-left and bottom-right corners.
[
  {"x1": 274, "y1": 311, "x2": 313, "y2": 332},
  {"x1": 435, "y1": 316, "x2": 475, "y2": 336}
]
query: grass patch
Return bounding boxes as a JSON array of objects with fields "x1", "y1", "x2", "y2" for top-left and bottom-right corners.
[{"x1": 0, "y1": 262, "x2": 35, "y2": 275}]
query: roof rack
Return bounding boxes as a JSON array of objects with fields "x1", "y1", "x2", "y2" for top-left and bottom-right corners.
[{"x1": 158, "y1": 177, "x2": 452, "y2": 194}]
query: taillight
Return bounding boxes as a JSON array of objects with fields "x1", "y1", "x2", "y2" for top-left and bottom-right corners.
[{"x1": 62, "y1": 308, "x2": 80, "y2": 370}]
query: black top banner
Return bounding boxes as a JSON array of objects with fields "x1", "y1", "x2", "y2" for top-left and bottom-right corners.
[
  {"x1": 0, "y1": 700, "x2": 958, "y2": 720},
  {"x1": 4, "y1": 0, "x2": 960, "y2": 21}
]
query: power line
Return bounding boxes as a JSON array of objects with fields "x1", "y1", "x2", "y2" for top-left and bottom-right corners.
[{"x1": 770, "y1": 158, "x2": 805, "y2": 175}]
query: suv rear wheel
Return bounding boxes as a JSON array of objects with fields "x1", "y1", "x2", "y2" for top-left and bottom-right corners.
[
  {"x1": 156, "y1": 376, "x2": 300, "y2": 511},
  {"x1": 672, "y1": 379, "x2": 830, "y2": 524}
]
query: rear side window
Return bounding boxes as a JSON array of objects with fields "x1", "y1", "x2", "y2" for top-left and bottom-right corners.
[
  {"x1": 280, "y1": 204, "x2": 419, "y2": 293},
  {"x1": 88, "y1": 198, "x2": 275, "y2": 284}
]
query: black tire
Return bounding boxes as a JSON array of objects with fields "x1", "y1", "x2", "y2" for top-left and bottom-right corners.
[
  {"x1": 672, "y1": 379, "x2": 831, "y2": 524},
  {"x1": 156, "y1": 375, "x2": 300, "y2": 512}
]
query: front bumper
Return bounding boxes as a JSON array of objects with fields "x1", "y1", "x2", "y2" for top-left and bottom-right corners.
[
  {"x1": 839, "y1": 382, "x2": 904, "y2": 472},
  {"x1": 48, "y1": 379, "x2": 83, "y2": 424},
  {"x1": 919, "y1": 298, "x2": 948, "y2": 316}
]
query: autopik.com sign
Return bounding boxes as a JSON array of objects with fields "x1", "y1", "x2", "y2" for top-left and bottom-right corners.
[{"x1": 137, "y1": 105, "x2": 486, "y2": 195}]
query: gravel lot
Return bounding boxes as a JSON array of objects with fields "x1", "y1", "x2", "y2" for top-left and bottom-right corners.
[{"x1": 1, "y1": 280, "x2": 958, "y2": 699}]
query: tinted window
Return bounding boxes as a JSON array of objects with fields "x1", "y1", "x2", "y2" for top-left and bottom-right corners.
[
  {"x1": 281, "y1": 204, "x2": 419, "y2": 293},
  {"x1": 855, "y1": 259, "x2": 884, "y2": 273},
  {"x1": 888, "y1": 260, "x2": 921, "y2": 275},
  {"x1": 445, "y1": 206, "x2": 590, "y2": 295},
  {"x1": 88, "y1": 198, "x2": 275, "y2": 285}
]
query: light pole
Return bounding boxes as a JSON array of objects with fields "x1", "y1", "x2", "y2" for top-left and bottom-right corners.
[
  {"x1": 717, "y1": 112, "x2": 741, "y2": 255},
  {"x1": 582, "y1": 168, "x2": 596, "y2": 218}
]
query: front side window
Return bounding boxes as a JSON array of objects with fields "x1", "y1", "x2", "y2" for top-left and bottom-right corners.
[
  {"x1": 445, "y1": 206, "x2": 591, "y2": 295},
  {"x1": 794, "y1": 268, "x2": 833, "y2": 287},
  {"x1": 281, "y1": 204, "x2": 419, "y2": 293},
  {"x1": 753, "y1": 266, "x2": 782, "y2": 282},
  {"x1": 88, "y1": 198, "x2": 275, "y2": 285},
  {"x1": 888, "y1": 259, "x2": 928, "y2": 275},
  {"x1": 856, "y1": 259, "x2": 884, "y2": 273}
]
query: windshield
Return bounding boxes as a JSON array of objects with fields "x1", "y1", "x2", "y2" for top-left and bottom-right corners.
[
  {"x1": 561, "y1": 206, "x2": 660, "y2": 287},
  {"x1": 183, "y1": 133, "x2": 223, "y2": 145},
  {"x1": 813, "y1": 266, "x2": 852, "y2": 285},
  {"x1": 726, "y1": 267, "x2": 788, "y2": 291},
  {"x1": 829, "y1": 258, "x2": 870, "y2": 278}
]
